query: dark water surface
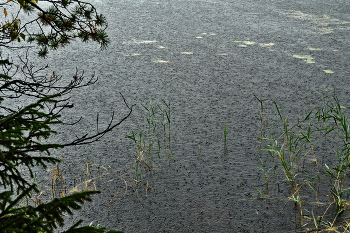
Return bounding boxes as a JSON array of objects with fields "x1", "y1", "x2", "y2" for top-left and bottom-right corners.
[{"x1": 34, "y1": 0, "x2": 350, "y2": 232}]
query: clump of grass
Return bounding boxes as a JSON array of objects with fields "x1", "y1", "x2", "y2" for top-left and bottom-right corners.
[
  {"x1": 126, "y1": 99, "x2": 175, "y2": 182},
  {"x1": 255, "y1": 92, "x2": 350, "y2": 231},
  {"x1": 46, "y1": 154, "x2": 131, "y2": 203},
  {"x1": 51, "y1": 163, "x2": 67, "y2": 198},
  {"x1": 45, "y1": 98, "x2": 176, "y2": 200}
]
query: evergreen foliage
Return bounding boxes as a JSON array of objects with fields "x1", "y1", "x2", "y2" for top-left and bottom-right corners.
[
  {"x1": 1, "y1": 0, "x2": 109, "y2": 57},
  {"x1": 0, "y1": 0, "x2": 130, "y2": 232}
]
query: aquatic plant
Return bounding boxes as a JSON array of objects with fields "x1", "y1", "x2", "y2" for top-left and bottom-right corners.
[
  {"x1": 256, "y1": 93, "x2": 350, "y2": 231},
  {"x1": 126, "y1": 99, "x2": 175, "y2": 183}
]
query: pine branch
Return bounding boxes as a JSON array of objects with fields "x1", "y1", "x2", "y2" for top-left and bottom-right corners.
[
  {"x1": 0, "y1": 188, "x2": 120, "y2": 233},
  {"x1": 24, "y1": 191, "x2": 101, "y2": 230}
]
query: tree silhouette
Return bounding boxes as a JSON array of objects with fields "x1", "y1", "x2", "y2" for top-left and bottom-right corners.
[{"x1": 0, "y1": 0, "x2": 129, "y2": 232}]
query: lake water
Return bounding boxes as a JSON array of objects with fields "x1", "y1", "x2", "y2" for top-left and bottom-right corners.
[{"x1": 28, "y1": 0, "x2": 350, "y2": 232}]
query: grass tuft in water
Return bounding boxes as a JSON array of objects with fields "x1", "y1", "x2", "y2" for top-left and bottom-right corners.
[
  {"x1": 126, "y1": 99, "x2": 175, "y2": 182},
  {"x1": 255, "y1": 92, "x2": 350, "y2": 231}
]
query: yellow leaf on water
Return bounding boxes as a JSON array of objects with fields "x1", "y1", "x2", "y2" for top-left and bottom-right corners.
[
  {"x1": 153, "y1": 60, "x2": 169, "y2": 63},
  {"x1": 217, "y1": 53, "x2": 227, "y2": 56},
  {"x1": 123, "y1": 53, "x2": 142, "y2": 56},
  {"x1": 136, "y1": 40, "x2": 157, "y2": 44},
  {"x1": 305, "y1": 47, "x2": 323, "y2": 51},
  {"x1": 340, "y1": 106, "x2": 346, "y2": 109},
  {"x1": 293, "y1": 55, "x2": 303, "y2": 59},
  {"x1": 305, "y1": 60, "x2": 315, "y2": 63},
  {"x1": 293, "y1": 55, "x2": 312, "y2": 59},
  {"x1": 3, "y1": 8, "x2": 7, "y2": 17},
  {"x1": 323, "y1": 70, "x2": 334, "y2": 73},
  {"x1": 242, "y1": 41, "x2": 255, "y2": 45},
  {"x1": 259, "y1": 43, "x2": 275, "y2": 47},
  {"x1": 196, "y1": 36, "x2": 203, "y2": 39},
  {"x1": 122, "y1": 40, "x2": 157, "y2": 44}
]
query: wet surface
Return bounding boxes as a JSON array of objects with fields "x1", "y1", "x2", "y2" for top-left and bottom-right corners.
[{"x1": 32, "y1": 0, "x2": 350, "y2": 232}]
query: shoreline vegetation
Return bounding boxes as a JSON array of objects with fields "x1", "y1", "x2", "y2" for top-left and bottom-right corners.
[{"x1": 255, "y1": 93, "x2": 350, "y2": 232}]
